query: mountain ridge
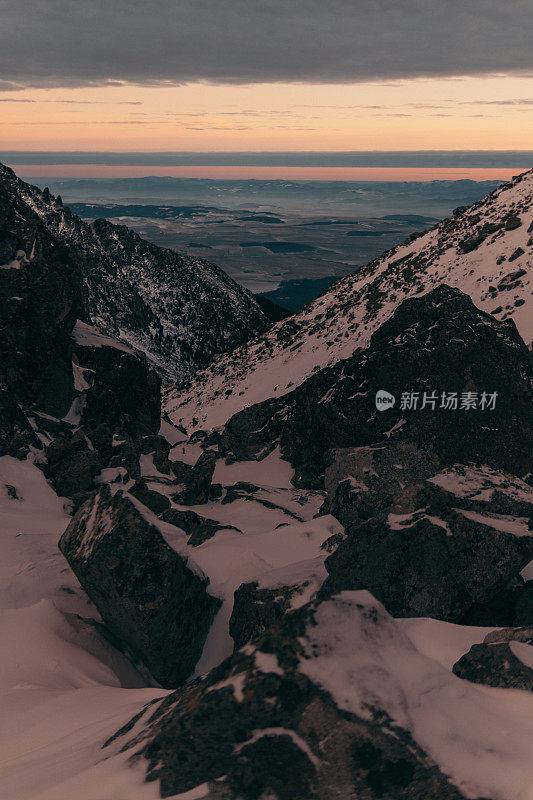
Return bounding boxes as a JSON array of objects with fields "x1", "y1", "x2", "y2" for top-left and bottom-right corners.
[
  {"x1": 0, "y1": 162, "x2": 269, "y2": 379},
  {"x1": 165, "y1": 169, "x2": 532, "y2": 431}
]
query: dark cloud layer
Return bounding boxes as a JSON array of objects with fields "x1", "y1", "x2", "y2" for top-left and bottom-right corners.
[{"x1": 0, "y1": 0, "x2": 531, "y2": 89}]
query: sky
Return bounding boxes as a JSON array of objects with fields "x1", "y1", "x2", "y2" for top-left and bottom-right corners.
[{"x1": 0, "y1": 0, "x2": 531, "y2": 162}]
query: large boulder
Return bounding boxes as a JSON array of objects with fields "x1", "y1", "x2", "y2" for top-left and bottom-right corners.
[
  {"x1": 108, "y1": 593, "x2": 476, "y2": 800},
  {"x1": 44, "y1": 428, "x2": 101, "y2": 500},
  {"x1": 72, "y1": 321, "x2": 161, "y2": 440},
  {"x1": 59, "y1": 485, "x2": 221, "y2": 687},
  {"x1": 322, "y1": 500, "x2": 533, "y2": 622},
  {"x1": 323, "y1": 441, "x2": 440, "y2": 526},
  {"x1": 172, "y1": 450, "x2": 217, "y2": 505},
  {"x1": 220, "y1": 285, "x2": 533, "y2": 486}
]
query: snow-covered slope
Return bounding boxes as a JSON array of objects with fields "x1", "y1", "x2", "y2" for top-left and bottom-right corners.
[
  {"x1": 0, "y1": 163, "x2": 268, "y2": 379},
  {"x1": 166, "y1": 169, "x2": 532, "y2": 431}
]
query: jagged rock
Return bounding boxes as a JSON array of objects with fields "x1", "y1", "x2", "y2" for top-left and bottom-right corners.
[
  {"x1": 514, "y1": 581, "x2": 533, "y2": 626},
  {"x1": 0, "y1": 387, "x2": 41, "y2": 458},
  {"x1": 461, "y1": 577, "x2": 525, "y2": 627},
  {"x1": 58, "y1": 486, "x2": 221, "y2": 687},
  {"x1": 221, "y1": 481, "x2": 261, "y2": 505},
  {"x1": 108, "y1": 593, "x2": 474, "y2": 800},
  {"x1": 172, "y1": 450, "x2": 217, "y2": 505},
  {"x1": 230, "y1": 559, "x2": 329, "y2": 650},
  {"x1": 230, "y1": 582, "x2": 288, "y2": 650},
  {"x1": 44, "y1": 428, "x2": 101, "y2": 499},
  {"x1": 322, "y1": 503, "x2": 533, "y2": 622},
  {"x1": 128, "y1": 480, "x2": 172, "y2": 517},
  {"x1": 220, "y1": 286, "x2": 533, "y2": 486},
  {"x1": 453, "y1": 641, "x2": 533, "y2": 691},
  {"x1": 169, "y1": 459, "x2": 193, "y2": 482},
  {"x1": 107, "y1": 435, "x2": 141, "y2": 480},
  {"x1": 160, "y1": 508, "x2": 241, "y2": 545}
]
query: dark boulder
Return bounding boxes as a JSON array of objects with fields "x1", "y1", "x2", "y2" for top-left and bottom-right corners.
[
  {"x1": 230, "y1": 581, "x2": 289, "y2": 650},
  {"x1": 74, "y1": 330, "x2": 161, "y2": 440},
  {"x1": 108, "y1": 593, "x2": 470, "y2": 800},
  {"x1": 160, "y1": 507, "x2": 241, "y2": 545},
  {"x1": 172, "y1": 450, "x2": 217, "y2": 505},
  {"x1": 140, "y1": 434, "x2": 172, "y2": 475},
  {"x1": 453, "y1": 641, "x2": 533, "y2": 691},
  {"x1": 322, "y1": 508, "x2": 533, "y2": 622},
  {"x1": 514, "y1": 581, "x2": 533, "y2": 626},
  {"x1": 324, "y1": 442, "x2": 440, "y2": 527},
  {"x1": 44, "y1": 428, "x2": 101, "y2": 499},
  {"x1": 59, "y1": 485, "x2": 221, "y2": 687}
]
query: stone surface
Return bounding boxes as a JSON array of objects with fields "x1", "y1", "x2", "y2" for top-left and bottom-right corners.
[
  {"x1": 59, "y1": 486, "x2": 221, "y2": 687},
  {"x1": 453, "y1": 641, "x2": 533, "y2": 691},
  {"x1": 172, "y1": 450, "x2": 217, "y2": 505},
  {"x1": 109, "y1": 593, "x2": 470, "y2": 800},
  {"x1": 322, "y1": 505, "x2": 533, "y2": 622}
]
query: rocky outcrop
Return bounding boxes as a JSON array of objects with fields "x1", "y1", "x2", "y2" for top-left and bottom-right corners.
[
  {"x1": 0, "y1": 181, "x2": 83, "y2": 412},
  {"x1": 72, "y1": 322, "x2": 161, "y2": 440},
  {"x1": 59, "y1": 486, "x2": 221, "y2": 687},
  {"x1": 160, "y1": 508, "x2": 241, "y2": 546},
  {"x1": 109, "y1": 593, "x2": 472, "y2": 800},
  {"x1": 323, "y1": 442, "x2": 440, "y2": 526},
  {"x1": 322, "y1": 474, "x2": 533, "y2": 622},
  {"x1": 220, "y1": 285, "x2": 533, "y2": 486},
  {"x1": 44, "y1": 428, "x2": 101, "y2": 501}
]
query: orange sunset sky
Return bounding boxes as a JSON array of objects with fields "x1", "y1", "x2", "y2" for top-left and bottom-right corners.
[{"x1": 1, "y1": 75, "x2": 532, "y2": 153}]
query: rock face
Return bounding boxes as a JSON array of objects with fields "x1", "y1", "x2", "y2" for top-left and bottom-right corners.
[
  {"x1": 109, "y1": 593, "x2": 471, "y2": 800},
  {"x1": 59, "y1": 486, "x2": 221, "y2": 687},
  {"x1": 321, "y1": 454, "x2": 533, "y2": 623},
  {"x1": 45, "y1": 428, "x2": 101, "y2": 500},
  {"x1": 0, "y1": 180, "x2": 83, "y2": 410},
  {"x1": 0, "y1": 163, "x2": 268, "y2": 379},
  {"x1": 220, "y1": 285, "x2": 533, "y2": 485},
  {"x1": 453, "y1": 641, "x2": 533, "y2": 691}
]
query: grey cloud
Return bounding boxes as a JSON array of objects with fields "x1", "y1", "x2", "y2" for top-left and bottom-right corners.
[{"x1": 0, "y1": 0, "x2": 531, "y2": 88}]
